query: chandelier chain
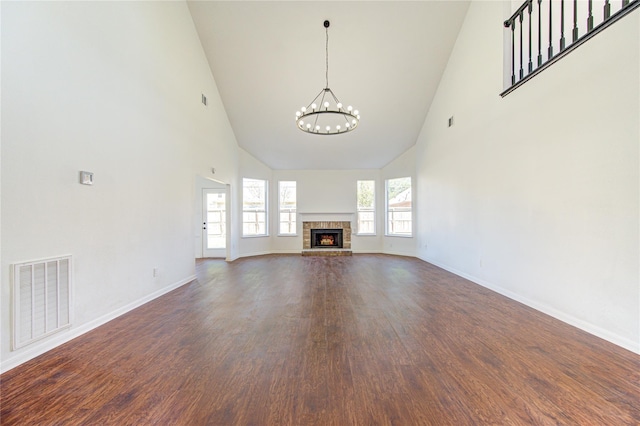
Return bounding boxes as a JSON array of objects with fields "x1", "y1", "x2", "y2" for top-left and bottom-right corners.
[{"x1": 325, "y1": 26, "x2": 329, "y2": 89}]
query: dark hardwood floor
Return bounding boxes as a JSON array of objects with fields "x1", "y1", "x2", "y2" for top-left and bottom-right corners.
[{"x1": 1, "y1": 254, "x2": 639, "y2": 425}]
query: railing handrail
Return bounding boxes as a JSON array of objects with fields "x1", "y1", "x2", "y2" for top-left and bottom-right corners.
[
  {"x1": 505, "y1": 0, "x2": 533, "y2": 27},
  {"x1": 502, "y1": 0, "x2": 639, "y2": 97}
]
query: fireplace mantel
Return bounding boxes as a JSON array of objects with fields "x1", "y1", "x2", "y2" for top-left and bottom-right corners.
[
  {"x1": 298, "y1": 212, "x2": 355, "y2": 215},
  {"x1": 298, "y1": 212, "x2": 355, "y2": 222}
]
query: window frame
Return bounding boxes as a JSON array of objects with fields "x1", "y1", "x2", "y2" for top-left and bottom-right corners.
[
  {"x1": 385, "y1": 177, "x2": 413, "y2": 237},
  {"x1": 278, "y1": 180, "x2": 297, "y2": 236},
  {"x1": 242, "y1": 177, "x2": 269, "y2": 237},
  {"x1": 356, "y1": 180, "x2": 376, "y2": 236}
]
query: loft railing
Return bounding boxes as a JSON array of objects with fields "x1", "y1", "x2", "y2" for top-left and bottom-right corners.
[{"x1": 502, "y1": 0, "x2": 639, "y2": 96}]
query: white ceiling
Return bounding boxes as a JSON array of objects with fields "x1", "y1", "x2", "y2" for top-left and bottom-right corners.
[{"x1": 187, "y1": 1, "x2": 470, "y2": 170}]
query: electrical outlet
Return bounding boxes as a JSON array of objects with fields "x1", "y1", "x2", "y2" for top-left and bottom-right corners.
[{"x1": 153, "y1": 268, "x2": 158, "y2": 277}]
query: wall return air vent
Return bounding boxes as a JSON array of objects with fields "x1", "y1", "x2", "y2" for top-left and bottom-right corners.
[{"x1": 11, "y1": 255, "x2": 72, "y2": 350}]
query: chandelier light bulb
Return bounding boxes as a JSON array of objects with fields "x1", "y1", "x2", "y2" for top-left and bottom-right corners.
[
  {"x1": 326, "y1": 126, "x2": 331, "y2": 132},
  {"x1": 337, "y1": 102, "x2": 343, "y2": 109},
  {"x1": 324, "y1": 101, "x2": 330, "y2": 108},
  {"x1": 311, "y1": 103, "x2": 317, "y2": 110},
  {"x1": 336, "y1": 125, "x2": 341, "y2": 131},
  {"x1": 347, "y1": 106, "x2": 353, "y2": 112},
  {"x1": 301, "y1": 106, "x2": 307, "y2": 112},
  {"x1": 345, "y1": 122, "x2": 350, "y2": 127},
  {"x1": 296, "y1": 111, "x2": 301, "y2": 118},
  {"x1": 306, "y1": 123, "x2": 311, "y2": 129},
  {"x1": 354, "y1": 110, "x2": 359, "y2": 115},
  {"x1": 315, "y1": 125, "x2": 321, "y2": 131}
]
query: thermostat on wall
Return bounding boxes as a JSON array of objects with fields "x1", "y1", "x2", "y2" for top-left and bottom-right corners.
[{"x1": 80, "y1": 171, "x2": 94, "y2": 185}]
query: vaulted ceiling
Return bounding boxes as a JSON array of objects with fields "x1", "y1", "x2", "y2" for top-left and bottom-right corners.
[{"x1": 187, "y1": 1, "x2": 470, "y2": 170}]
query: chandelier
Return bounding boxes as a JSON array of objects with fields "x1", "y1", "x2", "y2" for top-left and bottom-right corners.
[{"x1": 295, "y1": 20, "x2": 360, "y2": 135}]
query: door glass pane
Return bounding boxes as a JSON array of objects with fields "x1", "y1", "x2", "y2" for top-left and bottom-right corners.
[{"x1": 206, "y1": 193, "x2": 226, "y2": 249}]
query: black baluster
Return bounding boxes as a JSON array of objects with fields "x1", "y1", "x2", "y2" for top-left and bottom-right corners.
[
  {"x1": 604, "y1": 0, "x2": 611, "y2": 19},
  {"x1": 548, "y1": 0, "x2": 553, "y2": 58},
  {"x1": 587, "y1": 0, "x2": 594, "y2": 31},
  {"x1": 519, "y1": 12, "x2": 524, "y2": 79},
  {"x1": 538, "y1": 0, "x2": 543, "y2": 66},
  {"x1": 560, "y1": 0, "x2": 566, "y2": 50},
  {"x1": 509, "y1": 19, "x2": 515, "y2": 85},
  {"x1": 572, "y1": 0, "x2": 579, "y2": 42},
  {"x1": 528, "y1": 1, "x2": 533, "y2": 73}
]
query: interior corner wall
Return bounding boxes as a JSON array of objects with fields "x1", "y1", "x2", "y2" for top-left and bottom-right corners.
[
  {"x1": 381, "y1": 146, "x2": 417, "y2": 257},
  {"x1": 415, "y1": 2, "x2": 639, "y2": 352},
  {"x1": 1, "y1": 1, "x2": 239, "y2": 371}
]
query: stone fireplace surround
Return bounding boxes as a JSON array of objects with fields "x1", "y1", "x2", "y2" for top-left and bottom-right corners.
[{"x1": 302, "y1": 221, "x2": 351, "y2": 255}]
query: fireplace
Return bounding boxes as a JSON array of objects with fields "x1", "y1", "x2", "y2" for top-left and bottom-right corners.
[
  {"x1": 302, "y1": 221, "x2": 352, "y2": 252},
  {"x1": 311, "y1": 229, "x2": 343, "y2": 249}
]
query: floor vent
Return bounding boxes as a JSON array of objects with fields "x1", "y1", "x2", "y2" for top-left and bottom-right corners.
[{"x1": 11, "y1": 255, "x2": 72, "y2": 350}]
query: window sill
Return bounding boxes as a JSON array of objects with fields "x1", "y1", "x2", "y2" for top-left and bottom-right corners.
[
  {"x1": 277, "y1": 234, "x2": 298, "y2": 237},
  {"x1": 385, "y1": 234, "x2": 413, "y2": 238},
  {"x1": 242, "y1": 234, "x2": 269, "y2": 239}
]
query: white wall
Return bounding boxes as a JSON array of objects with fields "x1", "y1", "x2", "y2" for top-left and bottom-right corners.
[
  {"x1": 1, "y1": 1, "x2": 239, "y2": 371},
  {"x1": 415, "y1": 2, "x2": 639, "y2": 352}
]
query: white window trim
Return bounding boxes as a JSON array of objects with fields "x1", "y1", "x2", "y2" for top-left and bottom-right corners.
[
  {"x1": 242, "y1": 178, "x2": 269, "y2": 237},
  {"x1": 356, "y1": 180, "x2": 376, "y2": 236},
  {"x1": 277, "y1": 181, "x2": 297, "y2": 236},
  {"x1": 385, "y1": 177, "x2": 413, "y2": 237}
]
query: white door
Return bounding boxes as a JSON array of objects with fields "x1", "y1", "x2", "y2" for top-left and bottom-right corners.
[{"x1": 203, "y1": 188, "x2": 227, "y2": 258}]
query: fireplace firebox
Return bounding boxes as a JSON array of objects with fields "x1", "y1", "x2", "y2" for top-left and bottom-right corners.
[{"x1": 310, "y1": 229, "x2": 343, "y2": 249}]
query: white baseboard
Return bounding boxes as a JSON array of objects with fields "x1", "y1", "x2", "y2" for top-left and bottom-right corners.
[
  {"x1": 268, "y1": 250, "x2": 302, "y2": 255},
  {"x1": 418, "y1": 255, "x2": 640, "y2": 355},
  {"x1": 235, "y1": 249, "x2": 392, "y2": 256},
  {"x1": 236, "y1": 250, "x2": 272, "y2": 259},
  {"x1": 1, "y1": 275, "x2": 196, "y2": 374},
  {"x1": 382, "y1": 249, "x2": 416, "y2": 258}
]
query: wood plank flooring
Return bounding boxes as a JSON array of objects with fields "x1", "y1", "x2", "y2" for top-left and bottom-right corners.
[{"x1": 1, "y1": 254, "x2": 639, "y2": 425}]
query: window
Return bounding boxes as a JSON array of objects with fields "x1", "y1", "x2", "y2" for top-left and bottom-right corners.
[
  {"x1": 243, "y1": 178, "x2": 268, "y2": 236},
  {"x1": 356, "y1": 180, "x2": 375, "y2": 235},
  {"x1": 386, "y1": 177, "x2": 412, "y2": 236},
  {"x1": 278, "y1": 181, "x2": 297, "y2": 235}
]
